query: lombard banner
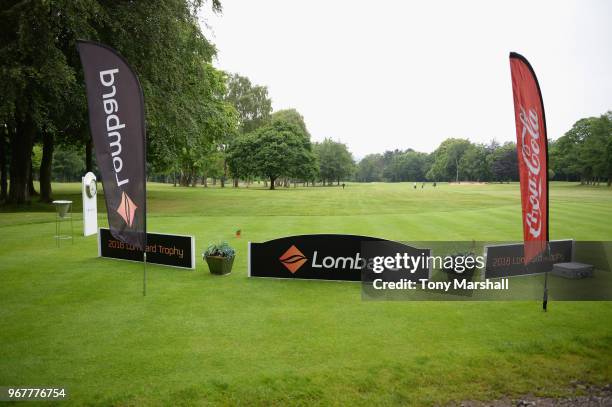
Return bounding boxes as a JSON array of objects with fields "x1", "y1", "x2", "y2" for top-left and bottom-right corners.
[
  {"x1": 78, "y1": 40, "x2": 147, "y2": 250},
  {"x1": 248, "y1": 234, "x2": 431, "y2": 282},
  {"x1": 98, "y1": 228, "x2": 195, "y2": 269}
]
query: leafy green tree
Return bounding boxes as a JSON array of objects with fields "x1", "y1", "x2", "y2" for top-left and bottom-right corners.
[
  {"x1": 489, "y1": 142, "x2": 518, "y2": 182},
  {"x1": 1, "y1": 0, "x2": 225, "y2": 203},
  {"x1": 313, "y1": 139, "x2": 354, "y2": 185},
  {"x1": 356, "y1": 154, "x2": 384, "y2": 182},
  {"x1": 0, "y1": 0, "x2": 90, "y2": 203},
  {"x1": 550, "y1": 114, "x2": 612, "y2": 184},
  {"x1": 382, "y1": 150, "x2": 430, "y2": 182},
  {"x1": 228, "y1": 120, "x2": 315, "y2": 190},
  {"x1": 270, "y1": 109, "x2": 310, "y2": 138},
  {"x1": 201, "y1": 149, "x2": 225, "y2": 187},
  {"x1": 222, "y1": 73, "x2": 272, "y2": 186},
  {"x1": 426, "y1": 138, "x2": 471, "y2": 182},
  {"x1": 459, "y1": 143, "x2": 491, "y2": 182},
  {"x1": 52, "y1": 143, "x2": 86, "y2": 182},
  {"x1": 224, "y1": 73, "x2": 272, "y2": 134}
]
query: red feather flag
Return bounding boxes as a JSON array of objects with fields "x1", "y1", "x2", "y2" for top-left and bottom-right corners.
[{"x1": 509, "y1": 52, "x2": 549, "y2": 265}]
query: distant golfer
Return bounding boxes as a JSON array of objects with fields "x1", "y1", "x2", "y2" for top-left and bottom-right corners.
[
  {"x1": 342, "y1": 183, "x2": 345, "y2": 189},
  {"x1": 421, "y1": 183, "x2": 424, "y2": 189},
  {"x1": 413, "y1": 182, "x2": 417, "y2": 189}
]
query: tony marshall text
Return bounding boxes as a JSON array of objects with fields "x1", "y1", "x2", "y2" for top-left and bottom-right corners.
[{"x1": 373, "y1": 278, "x2": 509, "y2": 291}]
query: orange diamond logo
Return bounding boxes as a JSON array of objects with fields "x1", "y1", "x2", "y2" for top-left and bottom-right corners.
[
  {"x1": 279, "y1": 245, "x2": 308, "y2": 274},
  {"x1": 116, "y1": 191, "x2": 137, "y2": 227}
]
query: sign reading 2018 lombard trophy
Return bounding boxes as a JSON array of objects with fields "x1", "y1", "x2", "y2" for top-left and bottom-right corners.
[
  {"x1": 98, "y1": 228, "x2": 195, "y2": 269},
  {"x1": 484, "y1": 239, "x2": 573, "y2": 279},
  {"x1": 249, "y1": 234, "x2": 431, "y2": 282}
]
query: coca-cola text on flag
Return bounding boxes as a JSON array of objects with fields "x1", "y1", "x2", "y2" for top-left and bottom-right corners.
[{"x1": 509, "y1": 52, "x2": 549, "y2": 265}]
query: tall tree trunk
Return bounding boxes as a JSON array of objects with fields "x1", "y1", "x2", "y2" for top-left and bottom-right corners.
[
  {"x1": 28, "y1": 164, "x2": 38, "y2": 196},
  {"x1": 39, "y1": 131, "x2": 54, "y2": 202},
  {"x1": 0, "y1": 130, "x2": 7, "y2": 201},
  {"x1": 8, "y1": 119, "x2": 35, "y2": 204},
  {"x1": 221, "y1": 159, "x2": 227, "y2": 187},
  {"x1": 456, "y1": 158, "x2": 459, "y2": 183},
  {"x1": 269, "y1": 177, "x2": 276, "y2": 190},
  {"x1": 233, "y1": 178, "x2": 238, "y2": 188},
  {"x1": 85, "y1": 136, "x2": 93, "y2": 172}
]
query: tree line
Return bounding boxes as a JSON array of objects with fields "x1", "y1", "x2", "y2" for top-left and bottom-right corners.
[
  {"x1": 1, "y1": 0, "x2": 610, "y2": 205},
  {"x1": 357, "y1": 112, "x2": 612, "y2": 185},
  {"x1": 0, "y1": 0, "x2": 356, "y2": 201}
]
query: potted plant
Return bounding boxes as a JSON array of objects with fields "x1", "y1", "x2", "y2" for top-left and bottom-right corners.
[{"x1": 203, "y1": 242, "x2": 235, "y2": 275}]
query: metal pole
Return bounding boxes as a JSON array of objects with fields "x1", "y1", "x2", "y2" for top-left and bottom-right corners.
[
  {"x1": 543, "y1": 271, "x2": 548, "y2": 311},
  {"x1": 543, "y1": 242, "x2": 551, "y2": 312},
  {"x1": 143, "y1": 251, "x2": 147, "y2": 296},
  {"x1": 70, "y1": 202, "x2": 73, "y2": 244}
]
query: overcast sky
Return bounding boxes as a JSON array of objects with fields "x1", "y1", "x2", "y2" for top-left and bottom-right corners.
[{"x1": 199, "y1": 0, "x2": 612, "y2": 158}]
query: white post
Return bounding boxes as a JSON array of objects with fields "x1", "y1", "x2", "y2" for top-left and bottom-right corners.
[{"x1": 82, "y1": 172, "x2": 98, "y2": 236}]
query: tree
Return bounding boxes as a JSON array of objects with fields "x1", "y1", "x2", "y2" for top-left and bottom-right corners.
[
  {"x1": 380, "y1": 150, "x2": 430, "y2": 182},
  {"x1": 1, "y1": 0, "x2": 85, "y2": 203},
  {"x1": 222, "y1": 73, "x2": 272, "y2": 186},
  {"x1": 1, "y1": 0, "x2": 225, "y2": 203},
  {"x1": 52, "y1": 143, "x2": 86, "y2": 182},
  {"x1": 459, "y1": 143, "x2": 491, "y2": 182},
  {"x1": 224, "y1": 74, "x2": 272, "y2": 134},
  {"x1": 356, "y1": 154, "x2": 384, "y2": 182},
  {"x1": 313, "y1": 139, "x2": 354, "y2": 185},
  {"x1": 550, "y1": 113, "x2": 612, "y2": 185},
  {"x1": 490, "y1": 142, "x2": 518, "y2": 182},
  {"x1": 201, "y1": 149, "x2": 225, "y2": 187},
  {"x1": 227, "y1": 120, "x2": 315, "y2": 190},
  {"x1": 270, "y1": 109, "x2": 310, "y2": 138},
  {"x1": 426, "y1": 138, "x2": 471, "y2": 182}
]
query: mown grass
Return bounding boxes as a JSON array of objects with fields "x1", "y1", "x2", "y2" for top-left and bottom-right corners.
[{"x1": 0, "y1": 182, "x2": 611, "y2": 406}]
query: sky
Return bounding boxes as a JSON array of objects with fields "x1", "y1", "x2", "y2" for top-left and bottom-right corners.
[{"x1": 199, "y1": 0, "x2": 612, "y2": 159}]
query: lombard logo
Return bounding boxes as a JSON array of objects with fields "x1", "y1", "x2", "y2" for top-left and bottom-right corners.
[
  {"x1": 279, "y1": 245, "x2": 308, "y2": 273},
  {"x1": 279, "y1": 245, "x2": 364, "y2": 274},
  {"x1": 116, "y1": 191, "x2": 137, "y2": 227}
]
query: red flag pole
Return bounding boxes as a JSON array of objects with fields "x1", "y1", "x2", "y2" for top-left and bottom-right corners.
[{"x1": 509, "y1": 52, "x2": 550, "y2": 311}]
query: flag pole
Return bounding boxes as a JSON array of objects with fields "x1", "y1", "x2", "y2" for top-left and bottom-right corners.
[
  {"x1": 543, "y1": 244, "x2": 550, "y2": 311},
  {"x1": 143, "y1": 252, "x2": 147, "y2": 296},
  {"x1": 141, "y1": 63, "x2": 148, "y2": 298},
  {"x1": 142, "y1": 130, "x2": 147, "y2": 297},
  {"x1": 542, "y1": 86, "x2": 550, "y2": 312}
]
